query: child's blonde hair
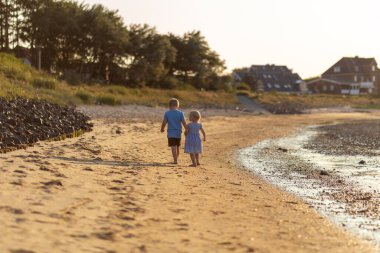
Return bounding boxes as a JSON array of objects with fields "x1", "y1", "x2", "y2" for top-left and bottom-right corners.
[
  {"x1": 189, "y1": 110, "x2": 201, "y2": 122},
  {"x1": 169, "y1": 98, "x2": 179, "y2": 108}
]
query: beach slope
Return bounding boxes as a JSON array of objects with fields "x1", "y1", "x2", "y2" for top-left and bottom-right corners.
[{"x1": 0, "y1": 109, "x2": 378, "y2": 253}]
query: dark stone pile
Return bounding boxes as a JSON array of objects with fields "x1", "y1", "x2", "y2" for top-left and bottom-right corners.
[
  {"x1": 261, "y1": 101, "x2": 306, "y2": 114},
  {"x1": 0, "y1": 97, "x2": 93, "y2": 153}
]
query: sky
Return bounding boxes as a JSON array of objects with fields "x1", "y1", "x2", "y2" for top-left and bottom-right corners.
[{"x1": 80, "y1": 0, "x2": 379, "y2": 78}]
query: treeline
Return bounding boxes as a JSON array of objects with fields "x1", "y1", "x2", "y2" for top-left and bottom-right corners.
[{"x1": 0, "y1": 0, "x2": 230, "y2": 90}]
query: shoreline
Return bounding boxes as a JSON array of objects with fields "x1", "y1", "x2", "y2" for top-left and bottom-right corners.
[
  {"x1": 1, "y1": 107, "x2": 380, "y2": 252},
  {"x1": 239, "y1": 125, "x2": 380, "y2": 248}
]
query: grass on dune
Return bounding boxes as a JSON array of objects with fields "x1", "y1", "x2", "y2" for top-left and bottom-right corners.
[
  {"x1": 252, "y1": 92, "x2": 380, "y2": 109},
  {"x1": 75, "y1": 86, "x2": 237, "y2": 107},
  {"x1": 0, "y1": 53, "x2": 237, "y2": 107}
]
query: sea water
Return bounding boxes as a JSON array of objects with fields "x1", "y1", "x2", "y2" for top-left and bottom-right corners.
[{"x1": 239, "y1": 127, "x2": 380, "y2": 247}]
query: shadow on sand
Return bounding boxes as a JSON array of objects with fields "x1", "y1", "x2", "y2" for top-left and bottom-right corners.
[{"x1": 51, "y1": 156, "x2": 175, "y2": 168}]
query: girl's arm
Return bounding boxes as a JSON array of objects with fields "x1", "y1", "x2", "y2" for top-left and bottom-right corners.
[{"x1": 200, "y1": 125, "x2": 206, "y2": 142}]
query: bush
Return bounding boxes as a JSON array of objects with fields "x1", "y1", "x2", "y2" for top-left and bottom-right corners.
[
  {"x1": 75, "y1": 91, "x2": 92, "y2": 103},
  {"x1": 61, "y1": 69, "x2": 85, "y2": 85},
  {"x1": 236, "y1": 90, "x2": 250, "y2": 96},
  {"x1": 108, "y1": 86, "x2": 126, "y2": 95},
  {"x1": 236, "y1": 82, "x2": 251, "y2": 91},
  {"x1": 157, "y1": 76, "x2": 181, "y2": 89},
  {"x1": 96, "y1": 95, "x2": 121, "y2": 105},
  {"x1": 32, "y1": 78, "x2": 57, "y2": 90}
]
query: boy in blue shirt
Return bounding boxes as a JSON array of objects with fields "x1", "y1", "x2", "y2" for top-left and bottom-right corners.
[{"x1": 161, "y1": 98, "x2": 187, "y2": 164}]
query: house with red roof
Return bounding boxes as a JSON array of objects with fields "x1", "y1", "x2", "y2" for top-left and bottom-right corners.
[{"x1": 307, "y1": 56, "x2": 380, "y2": 95}]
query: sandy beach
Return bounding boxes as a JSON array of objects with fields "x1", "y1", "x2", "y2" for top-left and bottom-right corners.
[{"x1": 1, "y1": 107, "x2": 379, "y2": 253}]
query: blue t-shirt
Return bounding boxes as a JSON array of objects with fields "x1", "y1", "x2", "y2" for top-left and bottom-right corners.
[{"x1": 164, "y1": 110, "x2": 185, "y2": 138}]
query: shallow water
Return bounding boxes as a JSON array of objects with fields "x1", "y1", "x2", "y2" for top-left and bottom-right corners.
[{"x1": 239, "y1": 127, "x2": 380, "y2": 248}]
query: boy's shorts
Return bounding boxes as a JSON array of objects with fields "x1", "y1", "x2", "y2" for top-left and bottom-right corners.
[{"x1": 168, "y1": 138, "x2": 181, "y2": 147}]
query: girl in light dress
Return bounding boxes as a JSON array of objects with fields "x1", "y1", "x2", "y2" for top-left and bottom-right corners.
[{"x1": 184, "y1": 111, "x2": 206, "y2": 167}]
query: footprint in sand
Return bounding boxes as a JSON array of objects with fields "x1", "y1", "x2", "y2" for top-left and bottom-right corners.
[
  {"x1": 10, "y1": 180, "x2": 23, "y2": 186},
  {"x1": 54, "y1": 172, "x2": 67, "y2": 178},
  {"x1": 13, "y1": 170, "x2": 27, "y2": 178},
  {"x1": 39, "y1": 166, "x2": 53, "y2": 172},
  {"x1": 175, "y1": 223, "x2": 189, "y2": 231},
  {"x1": 138, "y1": 245, "x2": 147, "y2": 252},
  {"x1": 0, "y1": 206, "x2": 24, "y2": 215},
  {"x1": 116, "y1": 214, "x2": 135, "y2": 221},
  {"x1": 10, "y1": 250, "x2": 36, "y2": 253},
  {"x1": 123, "y1": 233, "x2": 135, "y2": 239},
  {"x1": 41, "y1": 180, "x2": 63, "y2": 190},
  {"x1": 112, "y1": 180, "x2": 124, "y2": 184},
  {"x1": 93, "y1": 231, "x2": 115, "y2": 241}
]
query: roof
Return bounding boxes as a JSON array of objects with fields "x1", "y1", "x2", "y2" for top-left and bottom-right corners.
[
  {"x1": 248, "y1": 64, "x2": 302, "y2": 92},
  {"x1": 323, "y1": 56, "x2": 377, "y2": 76},
  {"x1": 12, "y1": 46, "x2": 31, "y2": 59},
  {"x1": 250, "y1": 64, "x2": 289, "y2": 72},
  {"x1": 250, "y1": 65, "x2": 301, "y2": 81}
]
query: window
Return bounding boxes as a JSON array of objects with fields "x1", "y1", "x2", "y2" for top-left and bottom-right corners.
[
  {"x1": 267, "y1": 83, "x2": 272, "y2": 88},
  {"x1": 334, "y1": 66, "x2": 341, "y2": 73},
  {"x1": 275, "y1": 84, "x2": 280, "y2": 88},
  {"x1": 373, "y1": 65, "x2": 376, "y2": 72},
  {"x1": 354, "y1": 66, "x2": 359, "y2": 72},
  {"x1": 263, "y1": 74, "x2": 267, "y2": 79},
  {"x1": 354, "y1": 75, "x2": 358, "y2": 82},
  {"x1": 330, "y1": 85, "x2": 335, "y2": 91},
  {"x1": 323, "y1": 85, "x2": 327, "y2": 91},
  {"x1": 267, "y1": 74, "x2": 272, "y2": 78},
  {"x1": 373, "y1": 76, "x2": 376, "y2": 82}
]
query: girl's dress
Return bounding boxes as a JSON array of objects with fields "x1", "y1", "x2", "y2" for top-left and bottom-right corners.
[{"x1": 184, "y1": 122, "x2": 203, "y2": 154}]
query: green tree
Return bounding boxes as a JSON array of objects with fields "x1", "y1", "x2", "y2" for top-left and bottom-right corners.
[
  {"x1": 83, "y1": 4, "x2": 129, "y2": 81},
  {"x1": 1, "y1": 0, "x2": 229, "y2": 90},
  {"x1": 126, "y1": 24, "x2": 176, "y2": 87},
  {"x1": 168, "y1": 31, "x2": 226, "y2": 89},
  {"x1": 0, "y1": 0, "x2": 21, "y2": 51}
]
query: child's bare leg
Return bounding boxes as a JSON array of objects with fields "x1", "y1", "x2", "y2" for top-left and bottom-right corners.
[
  {"x1": 195, "y1": 154, "x2": 200, "y2": 165},
  {"x1": 189, "y1": 154, "x2": 197, "y2": 167},
  {"x1": 171, "y1": 146, "x2": 178, "y2": 164},
  {"x1": 176, "y1": 145, "x2": 180, "y2": 160}
]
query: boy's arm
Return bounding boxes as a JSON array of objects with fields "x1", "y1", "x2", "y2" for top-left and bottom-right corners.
[
  {"x1": 200, "y1": 126, "x2": 206, "y2": 141},
  {"x1": 181, "y1": 112, "x2": 187, "y2": 129},
  {"x1": 161, "y1": 119, "x2": 167, "y2": 133},
  {"x1": 181, "y1": 118, "x2": 187, "y2": 129}
]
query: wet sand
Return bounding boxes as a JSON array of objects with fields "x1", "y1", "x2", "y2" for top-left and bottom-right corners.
[{"x1": 0, "y1": 107, "x2": 379, "y2": 253}]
